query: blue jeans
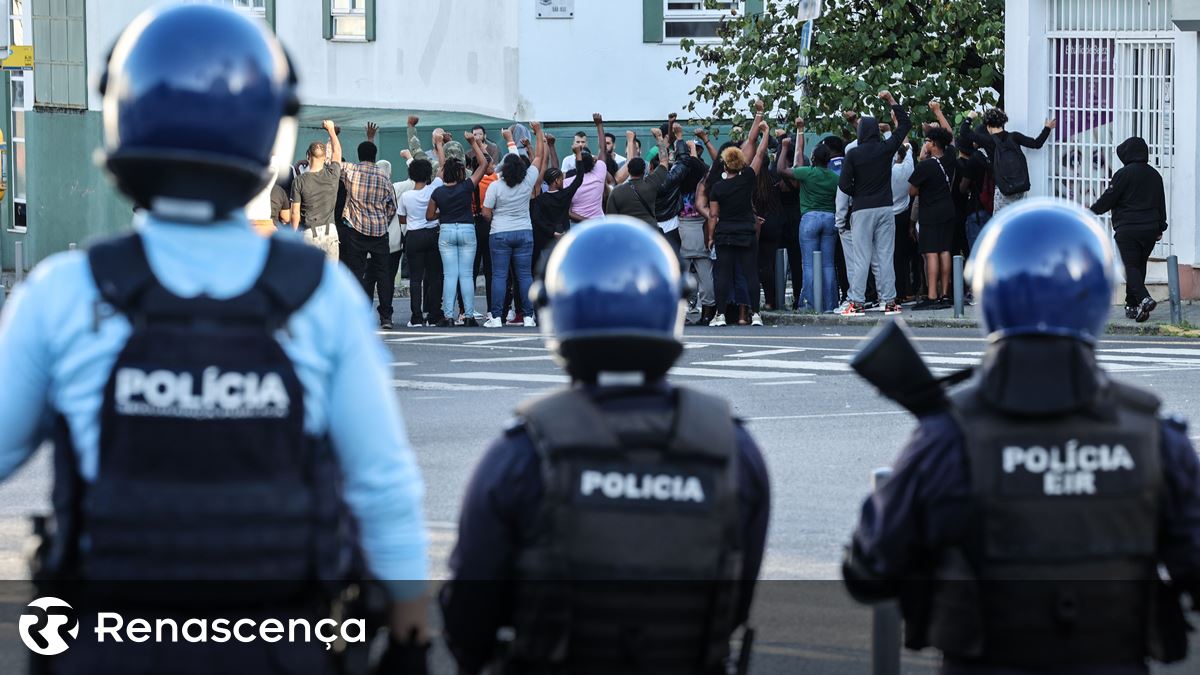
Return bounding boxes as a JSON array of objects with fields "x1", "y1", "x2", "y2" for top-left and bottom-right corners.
[
  {"x1": 800, "y1": 211, "x2": 837, "y2": 311},
  {"x1": 489, "y1": 229, "x2": 534, "y2": 317},
  {"x1": 965, "y1": 210, "x2": 991, "y2": 257},
  {"x1": 439, "y1": 222, "x2": 477, "y2": 318}
]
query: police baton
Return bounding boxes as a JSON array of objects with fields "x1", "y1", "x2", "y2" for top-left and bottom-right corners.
[{"x1": 735, "y1": 625, "x2": 756, "y2": 675}]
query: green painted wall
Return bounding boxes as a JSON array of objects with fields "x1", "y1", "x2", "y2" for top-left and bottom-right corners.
[{"x1": 23, "y1": 109, "x2": 131, "y2": 264}]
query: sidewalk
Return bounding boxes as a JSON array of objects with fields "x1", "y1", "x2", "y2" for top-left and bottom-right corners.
[{"x1": 762, "y1": 300, "x2": 1200, "y2": 336}]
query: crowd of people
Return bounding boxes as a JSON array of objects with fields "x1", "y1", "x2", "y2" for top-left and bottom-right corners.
[{"x1": 256, "y1": 92, "x2": 1168, "y2": 327}]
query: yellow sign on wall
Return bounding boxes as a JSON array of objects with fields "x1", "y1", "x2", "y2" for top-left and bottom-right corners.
[{"x1": 1, "y1": 46, "x2": 34, "y2": 71}]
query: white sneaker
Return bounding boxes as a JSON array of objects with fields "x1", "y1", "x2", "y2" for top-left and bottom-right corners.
[
  {"x1": 483, "y1": 315, "x2": 503, "y2": 328},
  {"x1": 750, "y1": 313, "x2": 763, "y2": 326},
  {"x1": 472, "y1": 311, "x2": 485, "y2": 321},
  {"x1": 522, "y1": 316, "x2": 537, "y2": 327},
  {"x1": 506, "y1": 309, "x2": 516, "y2": 322},
  {"x1": 406, "y1": 320, "x2": 423, "y2": 328},
  {"x1": 710, "y1": 314, "x2": 727, "y2": 327},
  {"x1": 830, "y1": 301, "x2": 850, "y2": 315}
]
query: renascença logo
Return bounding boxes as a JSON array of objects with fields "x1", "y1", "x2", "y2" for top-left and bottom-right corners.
[{"x1": 19, "y1": 597, "x2": 79, "y2": 656}]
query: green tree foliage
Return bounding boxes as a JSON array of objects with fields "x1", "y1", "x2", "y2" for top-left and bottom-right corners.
[{"x1": 667, "y1": 0, "x2": 1005, "y2": 132}]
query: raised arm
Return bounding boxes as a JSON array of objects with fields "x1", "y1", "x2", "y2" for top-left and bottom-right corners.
[
  {"x1": 878, "y1": 91, "x2": 910, "y2": 155},
  {"x1": 750, "y1": 120, "x2": 770, "y2": 175},
  {"x1": 695, "y1": 128, "x2": 719, "y2": 161},
  {"x1": 614, "y1": 130, "x2": 637, "y2": 184},
  {"x1": 651, "y1": 127, "x2": 669, "y2": 164},
  {"x1": 1016, "y1": 119, "x2": 1057, "y2": 149},
  {"x1": 544, "y1": 133, "x2": 559, "y2": 174},
  {"x1": 464, "y1": 133, "x2": 490, "y2": 186},
  {"x1": 531, "y1": 121, "x2": 548, "y2": 193},
  {"x1": 323, "y1": 120, "x2": 342, "y2": 164},
  {"x1": 593, "y1": 113, "x2": 608, "y2": 164},
  {"x1": 794, "y1": 117, "x2": 807, "y2": 168},
  {"x1": 777, "y1": 136, "x2": 793, "y2": 177},
  {"x1": 741, "y1": 98, "x2": 765, "y2": 159},
  {"x1": 929, "y1": 101, "x2": 953, "y2": 133}
]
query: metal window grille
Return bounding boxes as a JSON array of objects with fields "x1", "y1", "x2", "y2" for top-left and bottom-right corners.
[
  {"x1": 1046, "y1": 0, "x2": 1175, "y2": 259},
  {"x1": 663, "y1": 0, "x2": 741, "y2": 42}
]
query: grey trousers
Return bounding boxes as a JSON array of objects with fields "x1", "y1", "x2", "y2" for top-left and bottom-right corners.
[
  {"x1": 686, "y1": 256, "x2": 716, "y2": 308},
  {"x1": 848, "y1": 206, "x2": 896, "y2": 304},
  {"x1": 993, "y1": 188, "x2": 1027, "y2": 213}
]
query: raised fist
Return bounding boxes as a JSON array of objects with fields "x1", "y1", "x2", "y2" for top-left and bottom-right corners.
[{"x1": 407, "y1": 115, "x2": 419, "y2": 127}]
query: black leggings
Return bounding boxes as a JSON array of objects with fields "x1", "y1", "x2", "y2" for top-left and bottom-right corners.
[
  {"x1": 405, "y1": 228, "x2": 443, "y2": 323},
  {"x1": 714, "y1": 244, "x2": 760, "y2": 313},
  {"x1": 1115, "y1": 228, "x2": 1159, "y2": 307}
]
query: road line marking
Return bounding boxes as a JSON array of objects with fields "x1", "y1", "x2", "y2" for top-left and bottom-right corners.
[
  {"x1": 753, "y1": 380, "x2": 815, "y2": 386},
  {"x1": 668, "y1": 367, "x2": 802, "y2": 380},
  {"x1": 464, "y1": 337, "x2": 540, "y2": 346},
  {"x1": 392, "y1": 379, "x2": 513, "y2": 391},
  {"x1": 385, "y1": 335, "x2": 452, "y2": 343},
  {"x1": 451, "y1": 355, "x2": 556, "y2": 363},
  {"x1": 747, "y1": 410, "x2": 907, "y2": 421},
  {"x1": 694, "y1": 358, "x2": 852, "y2": 372},
  {"x1": 725, "y1": 348, "x2": 806, "y2": 358},
  {"x1": 428, "y1": 372, "x2": 571, "y2": 384},
  {"x1": 1104, "y1": 347, "x2": 1200, "y2": 356},
  {"x1": 391, "y1": 362, "x2": 416, "y2": 366}
]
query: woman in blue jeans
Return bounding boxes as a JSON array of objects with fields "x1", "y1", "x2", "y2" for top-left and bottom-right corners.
[
  {"x1": 480, "y1": 123, "x2": 547, "y2": 328},
  {"x1": 428, "y1": 134, "x2": 493, "y2": 327},
  {"x1": 789, "y1": 143, "x2": 840, "y2": 312}
]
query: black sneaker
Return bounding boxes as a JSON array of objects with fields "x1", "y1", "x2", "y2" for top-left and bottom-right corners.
[
  {"x1": 912, "y1": 298, "x2": 940, "y2": 310},
  {"x1": 1136, "y1": 297, "x2": 1157, "y2": 323},
  {"x1": 1125, "y1": 305, "x2": 1138, "y2": 320},
  {"x1": 463, "y1": 317, "x2": 479, "y2": 327},
  {"x1": 436, "y1": 317, "x2": 453, "y2": 328},
  {"x1": 380, "y1": 319, "x2": 394, "y2": 330}
]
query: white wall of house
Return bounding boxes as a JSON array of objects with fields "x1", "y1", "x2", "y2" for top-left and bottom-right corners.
[
  {"x1": 514, "y1": 0, "x2": 717, "y2": 122},
  {"x1": 82, "y1": 0, "x2": 714, "y2": 123},
  {"x1": 1006, "y1": 0, "x2": 1198, "y2": 284}
]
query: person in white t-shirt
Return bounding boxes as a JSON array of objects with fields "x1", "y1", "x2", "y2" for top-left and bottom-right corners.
[
  {"x1": 481, "y1": 123, "x2": 548, "y2": 328},
  {"x1": 397, "y1": 158, "x2": 444, "y2": 327}
]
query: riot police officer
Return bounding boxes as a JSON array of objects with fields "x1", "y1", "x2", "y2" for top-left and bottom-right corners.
[
  {"x1": 844, "y1": 198, "x2": 1200, "y2": 673},
  {"x1": 0, "y1": 5, "x2": 429, "y2": 673},
  {"x1": 439, "y1": 216, "x2": 771, "y2": 675}
]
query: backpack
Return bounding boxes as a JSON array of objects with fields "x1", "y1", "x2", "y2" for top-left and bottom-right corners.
[{"x1": 992, "y1": 135, "x2": 1031, "y2": 196}]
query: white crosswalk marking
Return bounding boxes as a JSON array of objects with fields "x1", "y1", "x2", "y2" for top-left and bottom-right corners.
[
  {"x1": 385, "y1": 335, "x2": 451, "y2": 343},
  {"x1": 694, "y1": 358, "x2": 852, "y2": 373},
  {"x1": 464, "y1": 337, "x2": 540, "y2": 346},
  {"x1": 430, "y1": 372, "x2": 571, "y2": 384},
  {"x1": 392, "y1": 379, "x2": 512, "y2": 391},
  {"x1": 451, "y1": 355, "x2": 557, "y2": 363},
  {"x1": 725, "y1": 348, "x2": 806, "y2": 358},
  {"x1": 668, "y1": 367, "x2": 808, "y2": 380}
]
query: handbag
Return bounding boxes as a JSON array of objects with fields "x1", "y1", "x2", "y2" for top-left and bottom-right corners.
[{"x1": 306, "y1": 222, "x2": 341, "y2": 262}]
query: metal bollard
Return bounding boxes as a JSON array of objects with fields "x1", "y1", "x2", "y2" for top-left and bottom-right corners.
[
  {"x1": 774, "y1": 249, "x2": 787, "y2": 312},
  {"x1": 1168, "y1": 255, "x2": 1183, "y2": 326},
  {"x1": 0, "y1": 283, "x2": 5, "y2": 312},
  {"x1": 871, "y1": 467, "x2": 902, "y2": 675},
  {"x1": 812, "y1": 250, "x2": 822, "y2": 314},
  {"x1": 14, "y1": 241, "x2": 23, "y2": 284},
  {"x1": 68, "y1": 242, "x2": 76, "y2": 251},
  {"x1": 952, "y1": 255, "x2": 964, "y2": 319}
]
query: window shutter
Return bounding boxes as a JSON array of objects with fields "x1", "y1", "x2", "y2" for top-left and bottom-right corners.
[
  {"x1": 643, "y1": 0, "x2": 663, "y2": 43},
  {"x1": 322, "y1": 0, "x2": 333, "y2": 39},
  {"x1": 265, "y1": 0, "x2": 276, "y2": 31},
  {"x1": 744, "y1": 0, "x2": 765, "y2": 18},
  {"x1": 365, "y1": 0, "x2": 377, "y2": 41}
]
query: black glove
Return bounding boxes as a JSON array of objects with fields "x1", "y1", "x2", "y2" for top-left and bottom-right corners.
[{"x1": 373, "y1": 631, "x2": 430, "y2": 675}]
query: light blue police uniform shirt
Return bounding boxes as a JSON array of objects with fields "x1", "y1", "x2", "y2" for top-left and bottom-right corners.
[{"x1": 0, "y1": 214, "x2": 427, "y2": 598}]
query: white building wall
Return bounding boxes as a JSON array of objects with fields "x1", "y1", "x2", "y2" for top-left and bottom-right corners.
[
  {"x1": 82, "y1": 0, "x2": 711, "y2": 124},
  {"x1": 1006, "y1": 0, "x2": 1199, "y2": 282},
  {"x1": 515, "y1": 0, "x2": 717, "y2": 122}
]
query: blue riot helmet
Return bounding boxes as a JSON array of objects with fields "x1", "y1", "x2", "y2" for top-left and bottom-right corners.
[
  {"x1": 531, "y1": 217, "x2": 690, "y2": 382},
  {"x1": 968, "y1": 198, "x2": 1115, "y2": 344},
  {"x1": 99, "y1": 4, "x2": 300, "y2": 222}
]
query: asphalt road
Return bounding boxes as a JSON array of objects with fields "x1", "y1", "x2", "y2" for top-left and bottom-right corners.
[{"x1": 2, "y1": 323, "x2": 1200, "y2": 672}]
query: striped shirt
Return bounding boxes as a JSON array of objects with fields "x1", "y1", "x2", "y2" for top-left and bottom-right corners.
[{"x1": 341, "y1": 162, "x2": 398, "y2": 237}]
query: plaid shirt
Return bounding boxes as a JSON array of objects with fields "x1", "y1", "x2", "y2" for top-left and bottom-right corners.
[{"x1": 341, "y1": 162, "x2": 398, "y2": 237}]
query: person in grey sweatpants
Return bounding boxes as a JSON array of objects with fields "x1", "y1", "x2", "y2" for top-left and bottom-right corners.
[
  {"x1": 837, "y1": 90, "x2": 910, "y2": 314},
  {"x1": 679, "y1": 212, "x2": 716, "y2": 323}
]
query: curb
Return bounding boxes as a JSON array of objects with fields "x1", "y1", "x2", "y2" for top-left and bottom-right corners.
[{"x1": 761, "y1": 311, "x2": 1184, "y2": 337}]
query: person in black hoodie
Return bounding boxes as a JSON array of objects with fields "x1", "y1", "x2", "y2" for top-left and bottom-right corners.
[
  {"x1": 1090, "y1": 136, "x2": 1168, "y2": 323},
  {"x1": 959, "y1": 108, "x2": 1056, "y2": 212},
  {"x1": 837, "y1": 90, "x2": 912, "y2": 316}
]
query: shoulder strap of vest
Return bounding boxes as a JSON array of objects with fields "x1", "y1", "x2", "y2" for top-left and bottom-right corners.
[
  {"x1": 669, "y1": 387, "x2": 737, "y2": 461},
  {"x1": 88, "y1": 233, "x2": 156, "y2": 313},
  {"x1": 517, "y1": 389, "x2": 623, "y2": 458},
  {"x1": 255, "y1": 237, "x2": 326, "y2": 317}
]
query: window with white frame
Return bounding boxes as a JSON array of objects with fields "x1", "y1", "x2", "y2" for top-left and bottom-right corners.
[
  {"x1": 193, "y1": 0, "x2": 268, "y2": 22},
  {"x1": 664, "y1": 1, "x2": 742, "y2": 41},
  {"x1": 9, "y1": 0, "x2": 31, "y2": 231},
  {"x1": 331, "y1": 0, "x2": 366, "y2": 40}
]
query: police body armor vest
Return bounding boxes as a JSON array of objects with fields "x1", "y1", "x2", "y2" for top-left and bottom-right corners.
[
  {"x1": 930, "y1": 381, "x2": 1163, "y2": 668},
  {"x1": 44, "y1": 234, "x2": 355, "y2": 604},
  {"x1": 511, "y1": 387, "x2": 743, "y2": 675}
]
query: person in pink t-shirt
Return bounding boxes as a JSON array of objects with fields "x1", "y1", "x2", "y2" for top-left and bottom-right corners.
[{"x1": 567, "y1": 113, "x2": 614, "y2": 222}]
